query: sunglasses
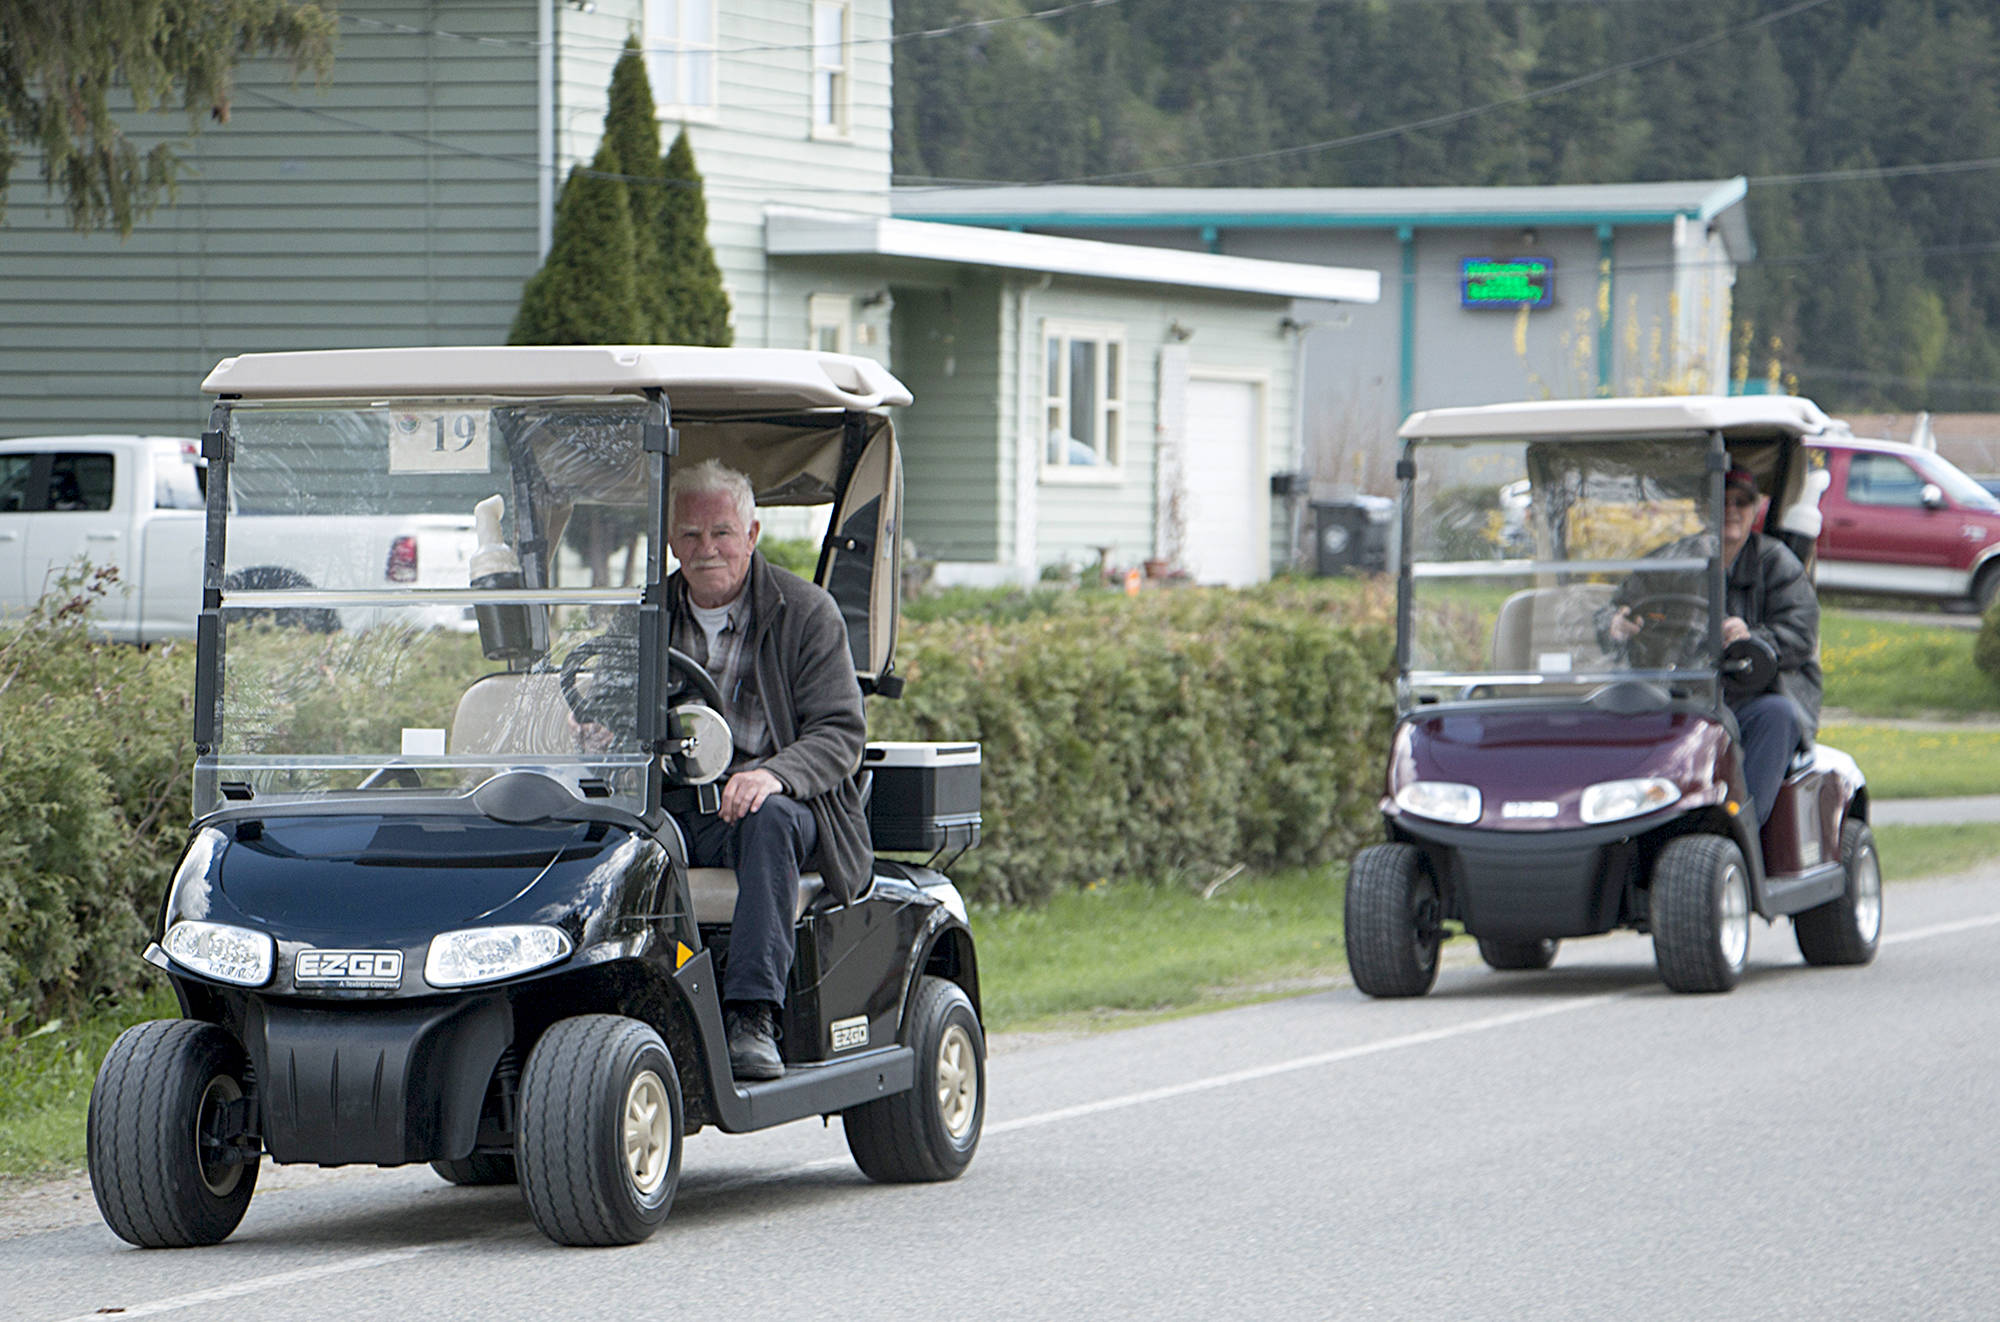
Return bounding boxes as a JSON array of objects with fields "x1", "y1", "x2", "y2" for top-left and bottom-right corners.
[{"x1": 1725, "y1": 492, "x2": 1758, "y2": 510}]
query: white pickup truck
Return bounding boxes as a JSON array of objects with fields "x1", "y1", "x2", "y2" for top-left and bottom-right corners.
[{"x1": 0, "y1": 435, "x2": 478, "y2": 643}]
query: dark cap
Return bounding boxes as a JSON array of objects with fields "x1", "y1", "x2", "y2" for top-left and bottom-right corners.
[{"x1": 1725, "y1": 466, "x2": 1758, "y2": 497}]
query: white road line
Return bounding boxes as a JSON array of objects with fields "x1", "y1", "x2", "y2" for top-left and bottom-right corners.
[{"x1": 56, "y1": 908, "x2": 2000, "y2": 1321}]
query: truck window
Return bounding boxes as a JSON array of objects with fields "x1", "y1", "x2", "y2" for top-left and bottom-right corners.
[
  {"x1": 47, "y1": 453, "x2": 115, "y2": 512},
  {"x1": 1844, "y1": 453, "x2": 1926, "y2": 508},
  {"x1": 0, "y1": 455, "x2": 32, "y2": 511}
]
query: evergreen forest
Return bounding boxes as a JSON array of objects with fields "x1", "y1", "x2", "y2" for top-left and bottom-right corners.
[{"x1": 891, "y1": 0, "x2": 2000, "y2": 412}]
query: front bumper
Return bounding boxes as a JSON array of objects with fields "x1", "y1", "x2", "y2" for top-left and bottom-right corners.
[{"x1": 1392, "y1": 813, "x2": 1659, "y2": 940}]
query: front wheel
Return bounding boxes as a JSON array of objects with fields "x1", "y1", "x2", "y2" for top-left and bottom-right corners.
[
  {"x1": 1477, "y1": 936, "x2": 1560, "y2": 971},
  {"x1": 1651, "y1": 835, "x2": 1752, "y2": 993},
  {"x1": 1344, "y1": 843, "x2": 1442, "y2": 998},
  {"x1": 845, "y1": 976, "x2": 985, "y2": 1182},
  {"x1": 1794, "y1": 819, "x2": 1883, "y2": 966},
  {"x1": 87, "y1": 1020, "x2": 260, "y2": 1247},
  {"x1": 518, "y1": 1016, "x2": 681, "y2": 1246}
]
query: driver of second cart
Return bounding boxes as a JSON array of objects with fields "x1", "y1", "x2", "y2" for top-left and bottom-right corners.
[
  {"x1": 666, "y1": 458, "x2": 870, "y2": 1080},
  {"x1": 1603, "y1": 463, "x2": 1822, "y2": 829}
]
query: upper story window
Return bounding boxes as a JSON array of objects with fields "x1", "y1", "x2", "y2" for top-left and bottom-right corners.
[
  {"x1": 1043, "y1": 322, "x2": 1124, "y2": 475},
  {"x1": 811, "y1": 2, "x2": 851, "y2": 137},
  {"x1": 646, "y1": 0, "x2": 718, "y2": 115},
  {"x1": 808, "y1": 292, "x2": 852, "y2": 353}
]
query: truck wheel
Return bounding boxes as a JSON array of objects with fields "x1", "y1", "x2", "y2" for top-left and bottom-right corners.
[
  {"x1": 844, "y1": 976, "x2": 984, "y2": 1183},
  {"x1": 222, "y1": 566, "x2": 339, "y2": 633},
  {"x1": 1344, "y1": 843, "x2": 1442, "y2": 998},
  {"x1": 1976, "y1": 564, "x2": 2000, "y2": 616},
  {"x1": 517, "y1": 1016, "x2": 681, "y2": 1246},
  {"x1": 1650, "y1": 835, "x2": 1752, "y2": 993},
  {"x1": 1477, "y1": 936, "x2": 1559, "y2": 970},
  {"x1": 430, "y1": 1152, "x2": 518, "y2": 1186},
  {"x1": 87, "y1": 1020, "x2": 259, "y2": 1248},
  {"x1": 1794, "y1": 819, "x2": 1883, "y2": 966}
]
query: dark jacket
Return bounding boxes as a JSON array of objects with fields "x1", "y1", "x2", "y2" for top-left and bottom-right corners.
[
  {"x1": 667, "y1": 551, "x2": 873, "y2": 902},
  {"x1": 1612, "y1": 530, "x2": 1822, "y2": 732}
]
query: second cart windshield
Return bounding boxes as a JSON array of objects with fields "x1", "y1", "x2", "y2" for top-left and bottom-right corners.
[{"x1": 1399, "y1": 433, "x2": 1724, "y2": 707}]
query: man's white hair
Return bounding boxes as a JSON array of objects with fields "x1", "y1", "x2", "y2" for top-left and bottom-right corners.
[{"x1": 670, "y1": 458, "x2": 756, "y2": 528}]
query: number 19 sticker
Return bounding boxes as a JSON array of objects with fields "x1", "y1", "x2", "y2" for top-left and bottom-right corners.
[{"x1": 389, "y1": 410, "x2": 491, "y2": 473}]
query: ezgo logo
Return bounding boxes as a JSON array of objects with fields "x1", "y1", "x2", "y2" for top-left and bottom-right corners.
[{"x1": 295, "y1": 949, "x2": 403, "y2": 985}]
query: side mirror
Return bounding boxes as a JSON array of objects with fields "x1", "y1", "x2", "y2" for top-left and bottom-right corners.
[
  {"x1": 663, "y1": 703, "x2": 731, "y2": 785},
  {"x1": 1922, "y1": 482, "x2": 1945, "y2": 510}
]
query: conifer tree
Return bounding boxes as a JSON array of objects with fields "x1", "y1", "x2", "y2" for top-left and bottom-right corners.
[
  {"x1": 508, "y1": 141, "x2": 643, "y2": 346},
  {"x1": 604, "y1": 37, "x2": 672, "y2": 342},
  {"x1": 658, "y1": 129, "x2": 732, "y2": 346}
]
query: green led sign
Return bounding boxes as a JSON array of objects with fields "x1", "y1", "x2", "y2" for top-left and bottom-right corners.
[{"x1": 1461, "y1": 256, "x2": 1555, "y2": 310}]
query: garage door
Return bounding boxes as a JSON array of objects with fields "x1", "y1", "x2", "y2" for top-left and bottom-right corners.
[{"x1": 1181, "y1": 378, "x2": 1265, "y2": 586}]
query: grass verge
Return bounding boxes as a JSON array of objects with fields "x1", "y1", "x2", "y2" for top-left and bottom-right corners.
[
  {"x1": 0, "y1": 985, "x2": 175, "y2": 1180},
  {"x1": 1821, "y1": 609, "x2": 2000, "y2": 717},
  {"x1": 1820, "y1": 723, "x2": 2000, "y2": 798}
]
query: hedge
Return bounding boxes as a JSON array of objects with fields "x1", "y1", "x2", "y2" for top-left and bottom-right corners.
[{"x1": 0, "y1": 575, "x2": 1396, "y2": 1027}]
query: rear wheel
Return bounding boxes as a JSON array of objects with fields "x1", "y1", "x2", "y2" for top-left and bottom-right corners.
[
  {"x1": 1651, "y1": 835, "x2": 1752, "y2": 993},
  {"x1": 1794, "y1": 819, "x2": 1883, "y2": 966},
  {"x1": 518, "y1": 1016, "x2": 680, "y2": 1246},
  {"x1": 430, "y1": 1152, "x2": 518, "y2": 1186},
  {"x1": 87, "y1": 1020, "x2": 259, "y2": 1248},
  {"x1": 1345, "y1": 843, "x2": 1443, "y2": 998},
  {"x1": 845, "y1": 976, "x2": 985, "y2": 1183},
  {"x1": 1477, "y1": 936, "x2": 1560, "y2": 971}
]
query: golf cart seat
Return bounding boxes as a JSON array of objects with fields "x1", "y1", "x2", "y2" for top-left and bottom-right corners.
[
  {"x1": 1491, "y1": 583, "x2": 1616, "y2": 671},
  {"x1": 449, "y1": 672, "x2": 579, "y2": 755},
  {"x1": 687, "y1": 867, "x2": 825, "y2": 924}
]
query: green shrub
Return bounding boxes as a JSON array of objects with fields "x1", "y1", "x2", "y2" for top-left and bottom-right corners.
[
  {"x1": 1974, "y1": 602, "x2": 2000, "y2": 688},
  {"x1": 869, "y1": 579, "x2": 1397, "y2": 906}
]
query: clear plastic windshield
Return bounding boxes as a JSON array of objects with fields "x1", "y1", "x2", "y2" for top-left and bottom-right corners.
[
  {"x1": 1401, "y1": 435, "x2": 1723, "y2": 707},
  {"x1": 199, "y1": 399, "x2": 660, "y2": 816}
]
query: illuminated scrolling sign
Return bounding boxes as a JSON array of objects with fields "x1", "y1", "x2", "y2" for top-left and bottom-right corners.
[{"x1": 1460, "y1": 256, "x2": 1555, "y2": 310}]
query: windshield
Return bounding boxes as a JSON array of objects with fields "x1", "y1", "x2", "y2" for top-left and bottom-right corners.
[
  {"x1": 1400, "y1": 434, "x2": 1724, "y2": 708},
  {"x1": 198, "y1": 398, "x2": 660, "y2": 817}
]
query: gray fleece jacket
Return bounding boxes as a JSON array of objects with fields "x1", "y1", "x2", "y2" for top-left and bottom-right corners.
[{"x1": 667, "y1": 551, "x2": 873, "y2": 902}]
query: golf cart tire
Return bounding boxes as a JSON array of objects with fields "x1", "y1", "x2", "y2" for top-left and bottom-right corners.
[
  {"x1": 87, "y1": 1020, "x2": 259, "y2": 1248},
  {"x1": 1477, "y1": 936, "x2": 1560, "y2": 971},
  {"x1": 1345, "y1": 843, "x2": 1443, "y2": 998},
  {"x1": 844, "y1": 976, "x2": 985, "y2": 1183},
  {"x1": 431, "y1": 1152, "x2": 518, "y2": 1186},
  {"x1": 1794, "y1": 819, "x2": 1883, "y2": 967},
  {"x1": 517, "y1": 1015, "x2": 681, "y2": 1246},
  {"x1": 1650, "y1": 835, "x2": 1752, "y2": 993}
]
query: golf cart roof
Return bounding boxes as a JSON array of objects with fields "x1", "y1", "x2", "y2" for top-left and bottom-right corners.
[
  {"x1": 1399, "y1": 395, "x2": 1836, "y2": 442},
  {"x1": 202, "y1": 346, "x2": 913, "y2": 415}
]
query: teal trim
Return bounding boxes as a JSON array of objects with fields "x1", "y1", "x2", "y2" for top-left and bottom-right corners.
[
  {"x1": 1399, "y1": 226, "x2": 1416, "y2": 420},
  {"x1": 1694, "y1": 178, "x2": 1749, "y2": 222},
  {"x1": 1596, "y1": 224, "x2": 1614, "y2": 397},
  {"x1": 899, "y1": 209, "x2": 1718, "y2": 232},
  {"x1": 1200, "y1": 224, "x2": 1219, "y2": 252}
]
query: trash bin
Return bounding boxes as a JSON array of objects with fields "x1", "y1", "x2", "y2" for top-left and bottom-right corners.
[{"x1": 1312, "y1": 496, "x2": 1394, "y2": 575}]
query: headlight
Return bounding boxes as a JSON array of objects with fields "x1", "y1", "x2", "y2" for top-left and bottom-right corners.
[
  {"x1": 1580, "y1": 777, "x2": 1681, "y2": 824},
  {"x1": 425, "y1": 925, "x2": 572, "y2": 987},
  {"x1": 162, "y1": 920, "x2": 274, "y2": 986},
  {"x1": 1394, "y1": 780, "x2": 1482, "y2": 824}
]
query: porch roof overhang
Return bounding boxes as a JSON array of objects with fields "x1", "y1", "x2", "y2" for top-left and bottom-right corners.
[{"x1": 766, "y1": 206, "x2": 1381, "y2": 303}]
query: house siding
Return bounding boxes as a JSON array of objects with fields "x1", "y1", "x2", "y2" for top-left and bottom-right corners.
[{"x1": 890, "y1": 283, "x2": 1005, "y2": 563}]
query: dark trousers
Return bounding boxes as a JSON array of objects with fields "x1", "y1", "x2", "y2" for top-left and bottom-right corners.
[
  {"x1": 681, "y1": 793, "x2": 818, "y2": 1006},
  {"x1": 1734, "y1": 692, "x2": 1804, "y2": 830}
]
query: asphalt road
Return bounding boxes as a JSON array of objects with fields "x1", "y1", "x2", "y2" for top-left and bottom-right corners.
[{"x1": 9, "y1": 870, "x2": 2000, "y2": 1322}]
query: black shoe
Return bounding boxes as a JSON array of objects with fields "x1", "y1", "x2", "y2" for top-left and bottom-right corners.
[{"x1": 724, "y1": 1002, "x2": 784, "y2": 1081}]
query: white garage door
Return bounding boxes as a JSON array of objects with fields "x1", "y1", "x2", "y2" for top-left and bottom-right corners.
[{"x1": 1181, "y1": 377, "x2": 1265, "y2": 586}]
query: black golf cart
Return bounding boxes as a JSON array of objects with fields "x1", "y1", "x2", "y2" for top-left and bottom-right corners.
[
  {"x1": 86, "y1": 346, "x2": 985, "y2": 1247},
  {"x1": 1346, "y1": 396, "x2": 1881, "y2": 997}
]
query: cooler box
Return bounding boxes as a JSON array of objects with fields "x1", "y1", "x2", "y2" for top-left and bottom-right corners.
[{"x1": 865, "y1": 742, "x2": 982, "y2": 853}]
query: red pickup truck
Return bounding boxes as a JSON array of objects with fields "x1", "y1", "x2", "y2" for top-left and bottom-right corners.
[{"x1": 1807, "y1": 434, "x2": 2000, "y2": 612}]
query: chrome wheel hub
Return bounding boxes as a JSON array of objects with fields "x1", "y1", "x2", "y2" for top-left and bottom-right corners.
[{"x1": 1719, "y1": 862, "x2": 1751, "y2": 970}]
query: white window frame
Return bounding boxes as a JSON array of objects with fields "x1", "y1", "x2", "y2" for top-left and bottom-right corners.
[
  {"x1": 645, "y1": 0, "x2": 719, "y2": 119},
  {"x1": 1041, "y1": 320, "x2": 1126, "y2": 483},
  {"x1": 808, "y1": 292, "x2": 853, "y2": 354},
  {"x1": 811, "y1": 1, "x2": 852, "y2": 139}
]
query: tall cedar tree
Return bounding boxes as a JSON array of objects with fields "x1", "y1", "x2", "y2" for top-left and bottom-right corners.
[
  {"x1": 0, "y1": 0, "x2": 335, "y2": 235},
  {"x1": 659, "y1": 128, "x2": 732, "y2": 346},
  {"x1": 508, "y1": 141, "x2": 644, "y2": 346},
  {"x1": 604, "y1": 37, "x2": 672, "y2": 342}
]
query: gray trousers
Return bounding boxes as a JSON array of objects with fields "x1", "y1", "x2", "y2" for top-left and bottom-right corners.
[{"x1": 682, "y1": 793, "x2": 818, "y2": 1006}]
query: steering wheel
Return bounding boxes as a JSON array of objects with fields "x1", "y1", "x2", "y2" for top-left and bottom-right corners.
[
  {"x1": 557, "y1": 637, "x2": 724, "y2": 728},
  {"x1": 1619, "y1": 592, "x2": 1712, "y2": 670}
]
